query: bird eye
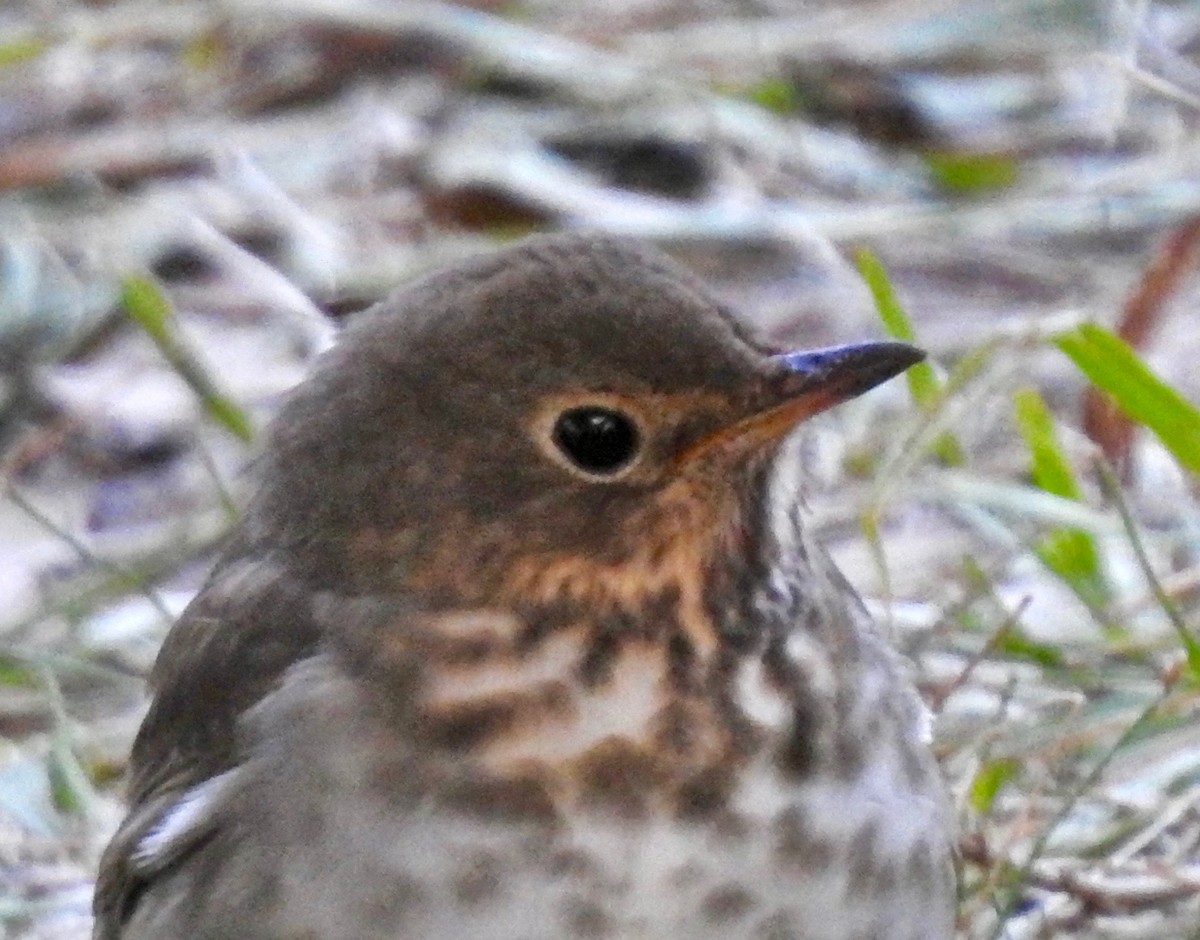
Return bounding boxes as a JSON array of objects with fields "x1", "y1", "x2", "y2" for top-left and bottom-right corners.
[{"x1": 552, "y1": 407, "x2": 640, "y2": 476}]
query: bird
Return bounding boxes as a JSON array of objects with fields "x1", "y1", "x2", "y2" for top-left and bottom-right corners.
[{"x1": 93, "y1": 233, "x2": 956, "y2": 940}]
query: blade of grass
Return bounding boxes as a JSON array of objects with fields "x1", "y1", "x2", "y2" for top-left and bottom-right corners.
[
  {"x1": 969, "y1": 757, "x2": 1021, "y2": 814},
  {"x1": 1013, "y1": 388, "x2": 1109, "y2": 609},
  {"x1": 1014, "y1": 388, "x2": 1082, "y2": 500},
  {"x1": 121, "y1": 276, "x2": 254, "y2": 443},
  {"x1": 931, "y1": 594, "x2": 1047, "y2": 713},
  {"x1": 1057, "y1": 324, "x2": 1200, "y2": 475},
  {"x1": 1095, "y1": 460, "x2": 1200, "y2": 684},
  {"x1": 743, "y1": 78, "x2": 800, "y2": 114},
  {"x1": 858, "y1": 507, "x2": 894, "y2": 634},
  {"x1": 988, "y1": 671, "x2": 1181, "y2": 939},
  {"x1": 854, "y1": 247, "x2": 963, "y2": 464},
  {"x1": 0, "y1": 36, "x2": 47, "y2": 67},
  {"x1": 924, "y1": 152, "x2": 1019, "y2": 195},
  {"x1": 0, "y1": 654, "x2": 39, "y2": 687},
  {"x1": 4, "y1": 484, "x2": 177, "y2": 628},
  {"x1": 40, "y1": 668, "x2": 98, "y2": 820},
  {"x1": 1, "y1": 645, "x2": 144, "y2": 685}
]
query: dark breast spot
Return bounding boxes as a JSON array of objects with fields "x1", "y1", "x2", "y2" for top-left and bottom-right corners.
[
  {"x1": 665, "y1": 631, "x2": 697, "y2": 692},
  {"x1": 540, "y1": 847, "x2": 604, "y2": 882},
  {"x1": 701, "y1": 882, "x2": 756, "y2": 924},
  {"x1": 361, "y1": 872, "x2": 426, "y2": 931},
  {"x1": 774, "y1": 704, "x2": 820, "y2": 779},
  {"x1": 762, "y1": 638, "x2": 824, "y2": 781},
  {"x1": 423, "y1": 631, "x2": 511, "y2": 668},
  {"x1": 572, "y1": 739, "x2": 665, "y2": 820},
  {"x1": 710, "y1": 649, "x2": 764, "y2": 759},
  {"x1": 562, "y1": 895, "x2": 614, "y2": 939},
  {"x1": 642, "y1": 584, "x2": 683, "y2": 636},
  {"x1": 844, "y1": 821, "x2": 881, "y2": 898},
  {"x1": 578, "y1": 585, "x2": 684, "y2": 689},
  {"x1": 832, "y1": 727, "x2": 866, "y2": 782},
  {"x1": 578, "y1": 629, "x2": 620, "y2": 687},
  {"x1": 899, "y1": 725, "x2": 933, "y2": 790},
  {"x1": 904, "y1": 837, "x2": 939, "y2": 898},
  {"x1": 516, "y1": 598, "x2": 582, "y2": 652},
  {"x1": 439, "y1": 773, "x2": 560, "y2": 826},
  {"x1": 674, "y1": 766, "x2": 735, "y2": 820},
  {"x1": 774, "y1": 806, "x2": 836, "y2": 872},
  {"x1": 452, "y1": 850, "x2": 506, "y2": 905},
  {"x1": 665, "y1": 860, "x2": 706, "y2": 889},
  {"x1": 421, "y1": 681, "x2": 574, "y2": 751},
  {"x1": 651, "y1": 696, "x2": 721, "y2": 758},
  {"x1": 753, "y1": 909, "x2": 804, "y2": 940}
]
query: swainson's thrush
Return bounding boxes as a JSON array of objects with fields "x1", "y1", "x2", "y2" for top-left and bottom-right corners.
[{"x1": 95, "y1": 234, "x2": 955, "y2": 940}]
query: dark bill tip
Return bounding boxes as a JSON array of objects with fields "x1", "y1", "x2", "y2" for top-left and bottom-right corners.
[{"x1": 773, "y1": 341, "x2": 925, "y2": 401}]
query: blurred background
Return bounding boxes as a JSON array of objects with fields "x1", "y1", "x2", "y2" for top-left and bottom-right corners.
[{"x1": 2, "y1": 1, "x2": 1200, "y2": 937}]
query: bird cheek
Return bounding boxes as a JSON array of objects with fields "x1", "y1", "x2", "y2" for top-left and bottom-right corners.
[{"x1": 343, "y1": 526, "x2": 423, "y2": 591}]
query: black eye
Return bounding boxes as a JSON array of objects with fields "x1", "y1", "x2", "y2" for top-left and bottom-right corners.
[{"x1": 552, "y1": 407, "x2": 640, "y2": 476}]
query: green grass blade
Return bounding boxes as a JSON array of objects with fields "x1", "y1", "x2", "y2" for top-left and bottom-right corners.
[
  {"x1": 121, "y1": 275, "x2": 174, "y2": 343},
  {"x1": 46, "y1": 736, "x2": 90, "y2": 816},
  {"x1": 854, "y1": 248, "x2": 963, "y2": 465},
  {"x1": 1034, "y1": 530, "x2": 1107, "y2": 610},
  {"x1": 744, "y1": 78, "x2": 799, "y2": 115},
  {"x1": 0, "y1": 37, "x2": 47, "y2": 67},
  {"x1": 969, "y1": 757, "x2": 1019, "y2": 814},
  {"x1": 1013, "y1": 388, "x2": 1109, "y2": 608},
  {"x1": 1096, "y1": 462, "x2": 1200, "y2": 684},
  {"x1": 924, "y1": 152, "x2": 1019, "y2": 194},
  {"x1": 121, "y1": 277, "x2": 254, "y2": 443},
  {"x1": 1056, "y1": 324, "x2": 1200, "y2": 475},
  {"x1": 993, "y1": 630, "x2": 1064, "y2": 669},
  {"x1": 0, "y1": 655, "x2": 39, "y2": 687},
  {"x1": 1013, "y1": 388, "x2": 1081, "y2": 500}
]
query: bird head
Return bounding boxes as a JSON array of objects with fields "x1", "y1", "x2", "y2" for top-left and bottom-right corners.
[{"x1": 249, "y1": 235, "x2": 920, "y2": 646}]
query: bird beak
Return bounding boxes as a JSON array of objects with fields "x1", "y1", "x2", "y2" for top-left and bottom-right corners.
[{"x1": 675, "y1": 341, "x2": 924, "y2": 468}]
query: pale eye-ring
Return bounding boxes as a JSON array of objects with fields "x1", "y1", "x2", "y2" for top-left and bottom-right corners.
[{"x1": 551, "y1": 406, "x2": 640, "y2": 477}]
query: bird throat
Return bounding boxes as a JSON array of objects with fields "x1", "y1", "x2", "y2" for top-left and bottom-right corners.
[{"x1": 406, "y1": 448, "x2": 843, "y2": 821}]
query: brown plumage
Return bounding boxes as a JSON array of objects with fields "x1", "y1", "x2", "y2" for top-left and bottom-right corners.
[{"x1": 95, "y1": 233, "x2": 955, "y2": 940}]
